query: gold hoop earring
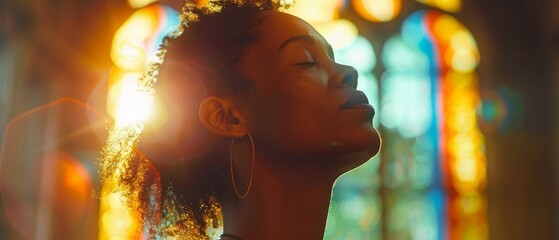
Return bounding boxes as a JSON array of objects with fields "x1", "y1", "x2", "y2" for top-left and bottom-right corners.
[{"x1": 230, "y1": 132, "x2": 255, "y2": 199}]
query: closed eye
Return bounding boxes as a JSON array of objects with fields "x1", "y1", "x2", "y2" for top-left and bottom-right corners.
[{"x1": 295, "y1": 61, "x2": 317, "y2": 67}]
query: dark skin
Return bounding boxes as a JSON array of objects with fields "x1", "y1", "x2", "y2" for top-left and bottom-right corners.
[{"x1": 198, "y1": 11, "x2": 381, "y2": 240}]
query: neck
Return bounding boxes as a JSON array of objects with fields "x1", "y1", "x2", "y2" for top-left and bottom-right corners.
[{"x1": 222, "y1": 162, "x2": 337, "y2": 240}]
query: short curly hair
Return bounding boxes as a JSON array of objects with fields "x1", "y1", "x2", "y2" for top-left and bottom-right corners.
[{"x1": 146, "y1": 0, "x2": 288, "y2": 238}]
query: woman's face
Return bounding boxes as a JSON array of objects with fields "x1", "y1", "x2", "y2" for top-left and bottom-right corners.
[{"x1": 234, "y1": 11, "x2": 381, "y2": 168}]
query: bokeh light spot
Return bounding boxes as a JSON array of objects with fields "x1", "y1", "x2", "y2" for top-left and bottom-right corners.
[
  {"x1": 353, "y1": 0, "x2": 402, "y2": 22},
  {"x1": 416, "y1": 0, "x2": 461, "y2": 13}
]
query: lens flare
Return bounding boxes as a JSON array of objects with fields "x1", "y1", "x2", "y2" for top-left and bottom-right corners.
[
  {"x1": 100, "y1": 4, "x2": 179, "y2": 239},
  {"x1": 114, "y1": 74, "x2": 155, "y2": 127},
  {"x1": 478, "y1": 86, "x2": 523, "y2": 133}
]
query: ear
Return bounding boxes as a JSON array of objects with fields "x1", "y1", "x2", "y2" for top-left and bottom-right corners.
[{"x1": 199, "y1": 96, "x2": 246, "y2": 138}]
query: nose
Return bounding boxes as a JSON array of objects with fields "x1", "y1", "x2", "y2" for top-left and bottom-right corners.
[{"x1": 333, "y1": 64, "x2": 358, "y2": 89}]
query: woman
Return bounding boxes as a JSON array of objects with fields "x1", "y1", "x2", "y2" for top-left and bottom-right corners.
[{"x1": 139, "y1": 0, "x2": 381, "y2": 239}]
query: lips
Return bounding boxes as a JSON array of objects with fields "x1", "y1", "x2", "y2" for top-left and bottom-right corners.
[{"x1": 340, "y1": 91, "x2": 371, "y2": 109}]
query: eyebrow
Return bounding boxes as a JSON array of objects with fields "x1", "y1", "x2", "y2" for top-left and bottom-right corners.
[
  {"x1": 277, "y1": 35, "x2": 315, "y2": 52},
  {"x1": 277, "y1": 34, "x2": 335, "y2": 59}
]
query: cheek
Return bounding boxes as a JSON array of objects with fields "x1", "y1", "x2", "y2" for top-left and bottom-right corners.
[
  {"x1": 271, "y1": 72, "x2": 332, "y2": 124},
  {"x1": 249, "y1": 74, "x2": 337, "y2": 156}
]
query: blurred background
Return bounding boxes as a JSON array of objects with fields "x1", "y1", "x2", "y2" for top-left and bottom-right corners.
[{"x1": 1, "y1": 0, "x2": 558, "y2": 239}]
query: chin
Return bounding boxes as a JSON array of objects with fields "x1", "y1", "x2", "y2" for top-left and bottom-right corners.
[
  {"x1": 326, "y1": 129, "x2": 382, "y2": 175},
  {"x1": 348, "y1": 127, "x2": 381, "y2": 155}
]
